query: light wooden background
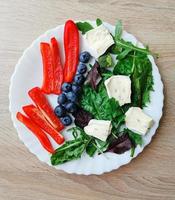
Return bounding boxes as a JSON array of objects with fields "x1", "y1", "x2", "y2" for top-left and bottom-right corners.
[{"x1": 1, "y1": 0, "x2": 175, "y2": 199}]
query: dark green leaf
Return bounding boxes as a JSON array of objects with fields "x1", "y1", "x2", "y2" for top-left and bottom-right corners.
[
  {"x1": 86, "y1": 141, "x2": 97, "y2": 157},
  {"x1": 131, "y1": 53, "x2": 154, "y2": 107},
  {"x1": 126, "y1": 129, "x2": 143, "y2": 146},
  {"x1": 76, "y1": 22, "x2": 93, "y2": 34},
  {"x1": 96, "y1": 18, "x2": 103, "y2": 26},
  {"x1": 98, "y1": 53, "x2": 113, "y2": 68}
]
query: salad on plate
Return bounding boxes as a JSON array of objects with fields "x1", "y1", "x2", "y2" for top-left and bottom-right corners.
[{"x1": 12, "y1": 19, "x2": 163, "y2": 171}]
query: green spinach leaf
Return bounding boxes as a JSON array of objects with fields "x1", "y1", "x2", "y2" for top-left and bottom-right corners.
[
  {"x1": 80, "y1": 84, "x2": 123, "y2": 121},
  {"x1": 113, "y1": 20, "x2": 151, "y2": 55},
  {"x1": 76, "y1": 22, "x2": 93, "y2": 34}
]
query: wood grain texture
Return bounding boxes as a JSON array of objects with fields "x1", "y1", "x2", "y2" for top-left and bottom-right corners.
[{"x1": 0, "y1": 0, "x2": 175, "y2": 199}]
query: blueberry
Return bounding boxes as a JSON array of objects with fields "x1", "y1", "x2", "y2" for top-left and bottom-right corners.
[
  {"x1": 61, "y1": 82, "x2": 72, "y2": 92},
  {"x1": 54, "y1": 105, "x2": 66, "y2": 117},
  {"x1": 64, "y1": 102, "x2": 77, "y2": 113},
  {"x1": 74, "y1": 74, "x2": 85, "y2": 85},
  {"x1": 66, "y1": 91, "x2": 77, "y2": 102},
  {"x1": 79, "y1": 51, "x2": 91, "y2": 63},
  {"x1": 72, "y1": 84, "x2": 81, "y2": 94},
  {"x1": 77, "y1": 63, "x2": 87, "y2": 74},
  {"x1": 57, "y1": 93, "x2": 67, "y2": 104},
  {"x1": 60, "y1": 115, "x2": 72, "y2": 126}
]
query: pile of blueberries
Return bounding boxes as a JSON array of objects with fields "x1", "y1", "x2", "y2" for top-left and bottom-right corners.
[{"x1": 54, "y1": 51, "x2": 91, "y2": 126}]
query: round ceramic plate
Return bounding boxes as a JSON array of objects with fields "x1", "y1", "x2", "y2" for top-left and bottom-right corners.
[{"x1": 9, "y1": 21, "x2": 164, "y2": 175}]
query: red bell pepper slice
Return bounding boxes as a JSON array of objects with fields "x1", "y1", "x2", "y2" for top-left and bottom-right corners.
[
  {"x1": 16, "y1": 112, "x2": 55, "y2": 153},
  {"x1": 23, "y1": 104, "x2": 64, "y2": 144},
  {"x1": 40, "y1": 42, "x2": 54, "y2": 94},
  {"x1": 28, "y1": 87, "x2": 64, "y2": 131},
  {"x1": 63, "y1": 20, "x2": 79, "y2": 82},
  {"x1": 50, "y1": 37, "x2": 63, "y2": 94}
]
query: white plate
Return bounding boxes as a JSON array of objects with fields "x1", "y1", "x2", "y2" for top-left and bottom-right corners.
[{"x1": 9, "y1": 21, "x2": 164, "y2": 175}]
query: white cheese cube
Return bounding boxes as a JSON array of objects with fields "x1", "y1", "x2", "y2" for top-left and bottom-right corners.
[
  {"x1": 84, "y1": 119, "x2": 112, "y2": 141},
  {"x1": 104, "y1": 75, "x2": 131, "y2": 106},
  {"x1": 125, "y1": 107, "x2": 154, "y2": 135},
  {"x1": 85, "y1": 25, "x2": 114, "y2": 57}
]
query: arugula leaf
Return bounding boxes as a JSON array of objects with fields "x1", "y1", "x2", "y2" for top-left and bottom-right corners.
[
  {"x1": 59, "y1": 126, "x2": 108, "y2": 159},
  {"x1": 117, "y1": 48, "x2": 132, "y2": 60},
  {"x1": 51, "y1": 138, "x2": 87, "y2": 165},
  {"x1": 51, "y1": 127, "x2": 94, "y2": 165},
  {"x1": 131, "y1": 52, "x2": 153, "y2": 107},
  {"x1": 114, "y1": 51, "x2": 154, "y2": 107},
  {"x1": 98, "y1": 53, "x2": 113, "y2": 68},
  {"x1": 96, "y1": 18, "x2": 103, "y2": 26},
  {"x1": 113, "y1": 20, "x2": 151, "y2": 55},
  {"x1": 76, "y1": 22, "x2": 93, "y2": 34},
  {"x1": 116, "y1": 39, "x2": 151, "y2": 55},
  {"x1": 115, "y1": 20, "x2": 122, "y2": 40}
]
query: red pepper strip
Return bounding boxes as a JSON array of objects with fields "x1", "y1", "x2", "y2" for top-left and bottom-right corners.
[
  {"x1": 23, "y1": 104, "x2": 64, "y2": 145},
  {"x1": 28, "y1": 87, "x2": 64, "y2": 131},
  {"x1": 63, "y1": 20, "x2": 79, "y2": 82},
  {"x1": 50, "y1": 37, "x2": 63, "y2": 95},
  {"x1": 40, "y1": 42, "x2": 54, "y2": 94},
  {"x1": 16, "y1": 112, "x2": 55, "y2": 153}
]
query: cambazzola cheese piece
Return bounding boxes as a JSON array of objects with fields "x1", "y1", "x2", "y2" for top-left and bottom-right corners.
[
  {"x1": 104, "y1": 75, "x2": 131, "y2": 106},
  {"x1": 125, "y1": 107, "x2": 154, "y2": 135},
  {"x1": 84, "y1": 119, "x2": 112, "y2": 141},
  {"x1": 85, "y1": 25, "x2": 114, "y2": 57}
]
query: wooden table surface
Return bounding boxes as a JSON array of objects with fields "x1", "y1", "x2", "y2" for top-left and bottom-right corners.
[{"x1": 1, "y1": 0, "x2": 175, "y2": 199}]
